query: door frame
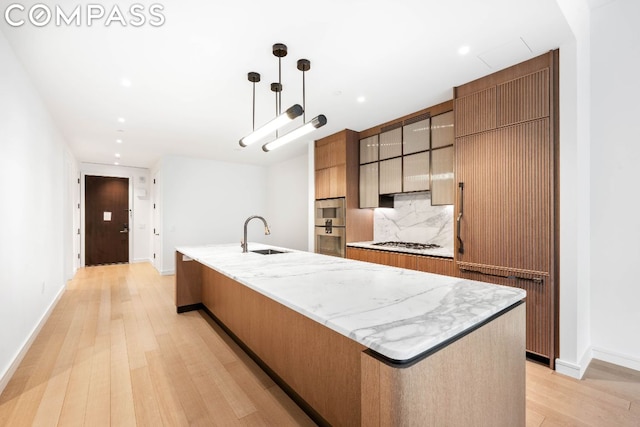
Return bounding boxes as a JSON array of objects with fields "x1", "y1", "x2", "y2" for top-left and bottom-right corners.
[
  {"x1": 151, "y1": 169, "x2": 163, "y2": 273},
  {"x1": 80, "y1": 172, "x2": 134, "y2": 267}
]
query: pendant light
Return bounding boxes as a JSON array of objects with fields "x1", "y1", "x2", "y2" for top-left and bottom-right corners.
[
  {"x1": 239, "y1": 44, "x2": 303, "y2": 148},
  {"x1": 239, "y1": 43, "x2": 326, "y2": 151},
  {"x1": 262, "y1": 58, "x2": 327, "y2": 152},
  {"x1": 262, "y1": 114, "x2": 327, "y2": 152},
  {"x1": 239, "y1": 104, "x2": 303, "y2": 147}
]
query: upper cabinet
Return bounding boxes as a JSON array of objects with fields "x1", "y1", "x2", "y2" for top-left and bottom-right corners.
[
  {"x1": 359, "y1": 135, "x2": 379, "y2": 164},
  {"x1": 357, "y1": 102, "x2": 455, "y2": 208},
  {"x1": 402, "y1": 115, "x2": 431, "y2": 193},
  {"x1": 454, "y1": 88, "x2": 497, "y2": 138},
  {"x1": 431, "y1": 111, "x2": 454, "y2": 148},
  {"x1": 403, "y1": 116, "x2": 430, "y2": 154},
  {"x1": 378, "y1": 125, "x2": 403, "y2": 195},
  {"x1": 315, "y1": 131, "x2": 349, "y2": 199},
  {"x1": 430, "y1": 111, "x2": 455, "y2": 205},
  {"x1": 379, "y1": 126, "x2": 402, "y2": 160},
  {"x1": 359, "y1": 163, "x2": 379, "y2": 209},
  {"x1": 403, "y1": 151, "x2": 429, "y2": 192},
  {"x1": 359, "y1": 134, "x2": 393, "y2": 208},
  {"x1": 379, "y1": 158, "x2": 402, "y2": 194}
]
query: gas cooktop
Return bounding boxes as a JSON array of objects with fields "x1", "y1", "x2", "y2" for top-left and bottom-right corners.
[{"x1": 372, "y1": 241, "x2": 442, "y2": 250}]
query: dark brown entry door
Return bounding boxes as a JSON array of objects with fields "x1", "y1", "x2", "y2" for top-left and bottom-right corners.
[{"x1": 85, "y1": 176, "x2": 129, "y2": 266}]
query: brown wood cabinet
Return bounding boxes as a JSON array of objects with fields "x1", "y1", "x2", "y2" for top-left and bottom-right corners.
[
  {"x1": 177, "y1": 252, "x2": 526, "y2": 427},
  {"x1": 453, "y1": 51, "x2": 559, "y2": 367},
  {"x1": 349, "y1": 247, "x2": 416, "y2": 270},
  {"x1": 346, "y1": 247, "x2": 456, "y2": 277},
  {"x1": 315, "y1": 130, "x2": 373, "y2": 247},
  {"x1": 315, "y1": 131, "x2": 348, "y2": 199},
  {"x1": 175, "y1": 251, "x2": 202, "y2": 312}
]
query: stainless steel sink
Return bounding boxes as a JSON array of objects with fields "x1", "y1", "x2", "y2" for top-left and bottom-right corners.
[{"x1": 250, "y1": 249, "x2": 288, "y2": 255}]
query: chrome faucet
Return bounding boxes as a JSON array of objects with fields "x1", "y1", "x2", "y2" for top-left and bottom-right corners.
[{"x1": 242, "y1": 215, "x2": 271, "y2": 253}]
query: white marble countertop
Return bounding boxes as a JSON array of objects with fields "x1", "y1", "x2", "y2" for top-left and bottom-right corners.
[
  {"x1": 347, "y1": 241, "x2": 455, "y2": 258},
  {"x1": 176, "y1": 243, "x2": 525, "y2": 362}
]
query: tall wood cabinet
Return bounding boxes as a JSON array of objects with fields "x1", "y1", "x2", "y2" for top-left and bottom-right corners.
[
  {"x1": 315, "y1": 130, "x2": 373, "y2": 245},
  {"x1": 454, "y1": 51, "x2": 559, "y2": 367}
]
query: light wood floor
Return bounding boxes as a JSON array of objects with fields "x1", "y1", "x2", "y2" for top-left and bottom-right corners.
[{"x1": 0, "y1": 263, "x2": 638, "y2": 426}]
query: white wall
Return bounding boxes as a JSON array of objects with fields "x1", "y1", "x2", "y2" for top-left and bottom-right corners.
[
  {"x1": 556, "y1": 0, "x2": 640, "y2": 376},
  {"x1": 0, "y1": 31, "x2": 76, "y2": 391},
  {"x1": 265, "y1": 153, "x2": 310, "y2": 251},
  {"x1": 555, "y1": 0, "x2": 593, "y2": 378},
  {"x1": 589, "y1": 0, "x2": 640, "y2": 370},
  {"x1": 79, "y1": 163, "x2": 152, "y2": 264},
  {"x1": 158, "y1": 153, "x2": 312, "y2": 274},
  {"x1": 159, "y1": 155, "x2": 270, "y2": 274}
]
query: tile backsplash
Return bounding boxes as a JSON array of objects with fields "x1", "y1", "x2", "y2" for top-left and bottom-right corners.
[{"x1": 373, "y1": 192, "x2": 454, "y2": 253}]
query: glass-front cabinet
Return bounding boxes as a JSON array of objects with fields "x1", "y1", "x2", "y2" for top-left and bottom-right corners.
[
  {"x1": 430, "y1": 111, "x2": 454, "y2": 205},
  {"x1": 358, "y1": 108, "x2": 454, "y2": 207},
  {"x1": 403, "y1": 117, "x2": 430, "y2": 154},
  {"x1": 359, "y1": 162, "x2": 379, "y2": 209},
  {"x1": 403, "y1": 151, "x2": 429, "y2": 192}
]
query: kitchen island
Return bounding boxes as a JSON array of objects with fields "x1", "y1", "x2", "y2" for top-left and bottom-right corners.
[{"x1": 175, "y1": 243, "x2": 526, "y2": 426}]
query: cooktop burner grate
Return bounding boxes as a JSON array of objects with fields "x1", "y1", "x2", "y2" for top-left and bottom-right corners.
[{"x1": 372, "y1": 241, "x2": 442, "y2": 250}]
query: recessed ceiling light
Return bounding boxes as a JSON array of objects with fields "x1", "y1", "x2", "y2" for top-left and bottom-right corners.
[
  {"x1": 115, "y1": 153, "x2": 121, "y2": 158},
  {"x1": 357, "y1": 96, "x2": 366, "y2": 103},
  {"x1": 121, "y1": 78, "x2": 132, "y2": 87},
  {"x1": 117, "y1": 117, "x2": 125, "y2": 123},
  {"x1": 458, "y1": 45, "x2": 470, "y2": 55},
  {"x1": 116, "y1": 139, "x2": 123, "y2": 144},
  {"x1": 114, "y1": 161, "x2": 120, "y2": 166}
]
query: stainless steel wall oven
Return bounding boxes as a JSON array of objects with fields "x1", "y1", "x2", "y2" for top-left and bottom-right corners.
[{"x1": 314, "y1": 198, "x2": 346, "y2": 257}]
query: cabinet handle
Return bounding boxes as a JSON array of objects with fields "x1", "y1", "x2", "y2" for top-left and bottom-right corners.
[
  {"x1": 459, "y1": 267, "x2": 544, "y2": 284},
  {"x1": 457, "y1": 182, "x2": 464, "y2": 254}
]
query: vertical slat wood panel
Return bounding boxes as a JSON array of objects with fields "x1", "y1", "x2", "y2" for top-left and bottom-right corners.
[
  {"x1": 459, "y1": 271, "x2": 551, "y2": 359},
  {"x1": 497, "y1": 69, "x2": 550, "y2": 127},
  {"x1": 453, "y1": 52, "x2": 558, "y2": 364},
  {"x1": 345, "y1": 247, "x2": 458, "y2": 278},
  {"x1": 202, "y1": 267, "x2": 364, "y2": 427},
  {"x1": 455, "y1": 118, "x2": 550, "y2": 276},
  {"x1": 454, "y1": 87, "x2": 496, "y2": 137}
]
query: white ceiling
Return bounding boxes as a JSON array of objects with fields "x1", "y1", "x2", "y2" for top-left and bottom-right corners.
[{"x1": 0, "y1": 0, "x2": 573, "y2": 168}]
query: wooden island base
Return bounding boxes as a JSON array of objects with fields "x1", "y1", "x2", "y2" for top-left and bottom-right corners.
[{"x1": 176, "y1": 251, "x2": 526, "y2": 426}]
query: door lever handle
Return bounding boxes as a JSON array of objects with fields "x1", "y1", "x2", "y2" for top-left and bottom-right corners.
[{"x1": 120, "y1": 230, "x2": 129, "y2": 233}]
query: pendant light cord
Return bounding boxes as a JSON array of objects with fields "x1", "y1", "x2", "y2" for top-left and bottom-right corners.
[
  {"x1": 274, "y1": 88, "x2": 279, "y2": 138},
  {"x1": 278, "y1": 56, "x2": 282, "y2": 116},
  {"x1": 302, "y1": 68, "x2": 306, "y2": 123}
]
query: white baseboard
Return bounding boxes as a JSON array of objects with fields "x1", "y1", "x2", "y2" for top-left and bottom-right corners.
[
  {"x1": 555, "y1": 358, "x2": 583, "y2": 379},
  {"x1": 592, "y1": 347, "x2": 640, "y2": 373},
  {"x1": 132, "y1": 258, "x2": 152, "y2": 264},
  {"x1": 161, "y1": 269, "x2": 175, "y2": 276},
  {"x1": 556, "y1": 346, "x2": 640, "y2": 379},
  {"x1": 0, "y1": 284, "x2": 66, "y2": 394},
  {"x1": 555, "y1": 347, "x2": 593, "y2": 379}
]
